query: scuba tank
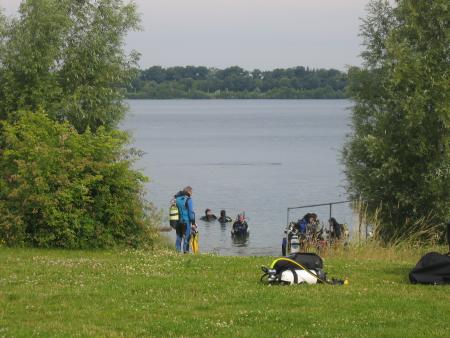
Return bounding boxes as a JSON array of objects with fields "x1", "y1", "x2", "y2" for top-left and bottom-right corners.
[
  {"x1": 279, "y1": 269, "x2": 320, "y2": 285},
  {"x1": 290, "y1": 234, "x2": 300, "y2": 254},
  {"x1": 169, "y1": 202, "x2": 179, "y2": 229}
]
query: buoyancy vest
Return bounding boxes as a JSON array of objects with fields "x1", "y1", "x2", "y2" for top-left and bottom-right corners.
[
  {"x1": 297, "y1": 219, "x2": 307, "y2": 234},
  {"x1": 169, "y1": 203, "x2": 179, "y2": 228}
]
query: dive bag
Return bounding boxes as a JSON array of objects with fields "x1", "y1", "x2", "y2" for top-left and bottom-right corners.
[
  {"x1": 261, "y1": 253, "x2": 327, "y2": 285},
  {"x1": 272, "y1": 252, "x2": 323, "y2": 271},
  {"x1": 409, "y1": 252, "x2": 450, "y2": 285}
]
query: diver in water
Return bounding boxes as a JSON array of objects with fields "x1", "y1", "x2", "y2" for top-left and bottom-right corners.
[
  {"x1": 232, "y1": 213, "x2": 248, "y2": 236},
  {"x1": 218, "y1": 210, "x2": 232, "y2": 224},
  {"x1": 200, "y1": 208, "x2": 217, "y2": 222}
]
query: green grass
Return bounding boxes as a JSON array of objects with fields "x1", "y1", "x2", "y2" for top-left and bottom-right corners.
[{"x1": 0, "y1": 246, "x2": 449, "y2": 337}]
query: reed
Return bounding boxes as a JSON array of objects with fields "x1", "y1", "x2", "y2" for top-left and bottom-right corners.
[{"x1": 350, "y1": 198, "x2": 445, "y2": 247}]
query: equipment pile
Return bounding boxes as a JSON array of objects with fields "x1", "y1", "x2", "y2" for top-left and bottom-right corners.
[{"x1": 260, "y1": 252, "x2": 347, "y2": 285}]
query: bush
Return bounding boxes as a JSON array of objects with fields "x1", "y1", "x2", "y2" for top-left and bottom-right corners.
[{"x1": 0, "y1": 111, "x2": 158, "y2": 248}]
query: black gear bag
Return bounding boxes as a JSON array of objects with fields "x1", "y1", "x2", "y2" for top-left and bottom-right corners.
[{"x1": 409, "y1": 252, "x2": 450, "y2": 285}]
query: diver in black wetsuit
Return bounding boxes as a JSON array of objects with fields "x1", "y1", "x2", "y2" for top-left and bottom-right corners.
[
  {"x1": 218, "y1": 210, "x2": 232, "y2": 224},
  {"x1": 200, "y1": 208, "x2": 217, "y2": 222},
  {"x1": 329, "y1": 217, "x2": 342, "y2": 240},
  {"x1": 232, "y1": 213, "x2": 248, "y2": 236}
]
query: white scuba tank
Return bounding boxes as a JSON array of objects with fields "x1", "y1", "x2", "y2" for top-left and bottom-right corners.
[
  {"x1": 290, "y1": 234, "x2": 300, "y2": 254},
  {"x1": 280, "y1": 269, "x2": 318, "y2": 285}
]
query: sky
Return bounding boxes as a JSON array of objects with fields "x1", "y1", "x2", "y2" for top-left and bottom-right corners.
[{"x1": 1, "y1": 0, "x2": 370, "y2": 71}]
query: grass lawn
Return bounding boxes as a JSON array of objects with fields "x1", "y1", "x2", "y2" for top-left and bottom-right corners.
[{"x1": 0, "y1": 246, "x2": 449, "y2": 337}]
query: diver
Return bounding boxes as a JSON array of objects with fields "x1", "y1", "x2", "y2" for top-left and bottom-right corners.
[
  {"x1": 329, "y1": 217, "x2": 342, "y2": 240},
  {"x1": 200, "y1": 208, "x2": 217, "y2": 222},
  {"x1": 232, "y1": 213, "x2": 248, "y2": 236},
  {"x1": 296, "y1": 213, "x2": 311, "y2": 234},
  {"x1": 218, "y1": 210, "x2": 232, "y2": 224},
  {"x1": 307, "y1": 213, "x2": 320, "y2": 235},
  {"x1": 174, "y1": 186, "x2": 196, "y2": 253}
]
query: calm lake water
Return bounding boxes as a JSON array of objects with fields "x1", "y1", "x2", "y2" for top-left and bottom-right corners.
[{"x1": 122, "y1": 100, "x2": 354, "y2": 256}]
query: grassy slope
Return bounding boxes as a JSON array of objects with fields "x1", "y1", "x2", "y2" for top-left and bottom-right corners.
[{"x1": 0, "y1": 247, "x2": 449, "y2": 337}]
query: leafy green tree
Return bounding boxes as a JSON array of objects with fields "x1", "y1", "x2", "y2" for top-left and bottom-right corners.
[
  {"x1": 343, "y1": 0, "x2": 450, "y2": 241},
  {"x1": 0, "y1": 9, "x2": 7, "y2": 118},
  {"x1": 0, "y1": 1, "x2": 160, "y2": 249},
  {"x1": 0, "y1": 111, "x2": 158, "y2": 248},
  {"x1": 142, "y1": 66, "x2": 167, "y2": 83},
  {"x1": 0, "y1": 0, "x2": 140, "y2": 132},
  {"x1": 251, "y1": 69, "x2": 263, "y2": 80}
]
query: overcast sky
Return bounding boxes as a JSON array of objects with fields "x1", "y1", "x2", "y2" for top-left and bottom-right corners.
[{"x1": 1, "y1": 0, "x2": 370, "y2": 70}]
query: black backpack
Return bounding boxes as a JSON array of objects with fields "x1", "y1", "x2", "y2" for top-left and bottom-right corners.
[
  {"x1": 409, "y1": 252, "x2": 450, "y2": 285},
  {"x1": 271, "y1": 252, "x2": 323, "y2": 272}
]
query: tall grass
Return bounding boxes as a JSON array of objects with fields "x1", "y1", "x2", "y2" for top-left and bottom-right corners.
[
  {"x1": 326, "y1": 241, "x2": 447, "y2": 263},
  {"x1": 351, "y1": 199, "x2": 446, "y2": 247}
]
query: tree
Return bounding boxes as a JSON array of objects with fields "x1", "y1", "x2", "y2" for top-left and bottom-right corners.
[
  {"x1": 0, "y1": 1, "x2": 159, "y2": 249},
  {"x1": 142, "y1": 66, "x2": 166, "y2": 83},
  {"x1": 0, "y1": 0, "x2": 140, "y2": 132},
  {"x1": 0, "y1": 111, "x2": 157, "y2": 248},
  {"x1": 343, "y1": 0, "x2": 450, "y2": 242},
  {"x1": 0, "y1": 9, "x2": 8, "y2": 119},
  {"x1": 127, "y1": 65, "x2": 348, "y2": 99}
]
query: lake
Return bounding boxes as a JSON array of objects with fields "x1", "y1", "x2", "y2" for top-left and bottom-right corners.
[{"x1": 122, "y1": 100, "x2": 354, "y2": 256}]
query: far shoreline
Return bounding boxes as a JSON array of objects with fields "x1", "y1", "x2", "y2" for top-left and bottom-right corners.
[{"x1": 125, "y1": 97, "x2": 350, "y2": 100}]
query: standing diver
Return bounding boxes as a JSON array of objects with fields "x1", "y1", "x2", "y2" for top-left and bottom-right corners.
[
  {"x1": 175, "y1": 186, "x2": 196, "y2": 253},
  {"x1": 329, "y1": 217, "x2": 342, "y2": 240},
  {"x1": 297, "y1": 213, "x2": 311, "y2": 235}
]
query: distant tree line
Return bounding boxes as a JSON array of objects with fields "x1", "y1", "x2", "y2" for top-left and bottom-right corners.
[{"x1": 127, "y1": 66, "x2": 348, "y2": 99}]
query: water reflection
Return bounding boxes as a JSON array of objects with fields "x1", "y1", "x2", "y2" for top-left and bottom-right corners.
[
  {"x1": 231, "y1": 233, "x2": 249, "y2": 247},
  {"x1": 219, "y1": 222, "x2": 228, "y2": 232}
]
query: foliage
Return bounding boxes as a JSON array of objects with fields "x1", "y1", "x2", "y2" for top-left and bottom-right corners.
[
  {"x1": 0, "y1": 8, "x2": 6, "y2": 53},
  {"x1": 127, "y1": 65, "x2": 348, "y2": 99},
  {"x1": 0, "y1": 9, "x2": 7, "y2": 113},
  {"x1": 0, "y1": 1, "x2": 158, "y2": 249},
  {"x1": 0, "y1": 0, "x2": 140, "y2": 132},
  {"x1": 0, "y1": 247, "x2": 449, "y2": 336},
  {"x1": 0, "y1": 111, "x2": 158, "y2": 248},
  {"x1": 343, "y1": 0, "x2": 450, "y2": 242}
]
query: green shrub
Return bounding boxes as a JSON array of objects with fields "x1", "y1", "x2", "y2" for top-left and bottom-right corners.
[{"x1": 0, "y1": 111, "x2": 158, "y2": 248}]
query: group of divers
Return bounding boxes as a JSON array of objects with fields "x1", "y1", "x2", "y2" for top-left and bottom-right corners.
[
  {"x1": 282, "y1": 213, "x2": 349, "y2": 256},
  {"x1": 169, "y1": 186, "x2": 249, "y2": 253},
  {"x1": 168, "y1": 186, "x2": 348, "y2": 254}
]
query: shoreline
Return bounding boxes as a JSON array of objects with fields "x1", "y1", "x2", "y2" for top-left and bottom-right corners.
[{"x1": 125, "y1": 97, "x2": 350, "y2": 100}]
